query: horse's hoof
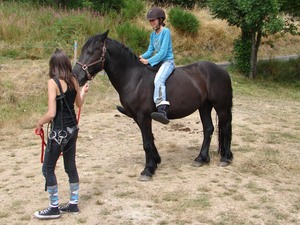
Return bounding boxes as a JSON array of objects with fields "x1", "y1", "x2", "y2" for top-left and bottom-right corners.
[
  {"x1": 192, "y1": 161, "x2": 204, "y2": 167},
  {"x1": 219, "y1": 161, "x2": 230, "y2": 167},
  {"x1": 138, "y1": 175, "x2": 152, "y2": 182}
]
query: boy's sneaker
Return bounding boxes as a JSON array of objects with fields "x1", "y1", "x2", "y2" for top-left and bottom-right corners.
[
  {"x1": 59, "y1": 203, "x2": 79, "y2": 214},
  {"x1": 34, "y1": 206, "x2": 60, "y2": 219}
]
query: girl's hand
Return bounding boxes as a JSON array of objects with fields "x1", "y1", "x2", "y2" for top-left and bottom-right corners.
[
  {"x1": 35, "y1": 125, "x2": 42, "y2": 135},
  {"x1": 81, "y1": 82, "x2": 89, "y2": 96},
  {"x1": 140, "y1": 58, "x2": 149, "y2": 65}
]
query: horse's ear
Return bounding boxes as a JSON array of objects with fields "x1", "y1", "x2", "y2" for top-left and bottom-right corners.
[{"x1": 102, "y1": 30, "x2": 109, "y2": 40}]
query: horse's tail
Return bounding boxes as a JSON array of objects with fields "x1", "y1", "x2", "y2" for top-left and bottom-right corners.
[{"x1": 218, "y1": 86, "x2": 233, "y2": 155}]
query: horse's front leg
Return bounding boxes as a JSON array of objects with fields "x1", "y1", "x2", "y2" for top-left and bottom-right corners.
[{"x1": 135, "y1": 116, "x2": 161, "y2": 181}]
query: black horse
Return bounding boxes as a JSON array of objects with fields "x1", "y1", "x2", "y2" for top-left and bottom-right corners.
[{"x1": 73, "y1": 30, "x2": 233, "y2": 181}]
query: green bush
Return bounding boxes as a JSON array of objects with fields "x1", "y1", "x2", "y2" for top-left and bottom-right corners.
[
  {"x1": 86, "y1": 0, "x2": 126, "y2": 14},
  {"x1": 232, "y1": 38, "x2": 252, "y2": 76},
  {"x1": 122, "y1": 0, "x2": 144, "y2": 20},
  {"x1": 257, "y1": 57, "x2": 300, "y2": 86},
  {"x1": 11, "y1": 0, "x2": 126, "y2": 14},
  {"x1": 169, "y1": 7, "x2": 200, "y2": 34},
  {"x1": 153, "y1": 0, "x2": 205, "y2": 9},
  {"x1": 116, "y1": 22, "x2": 149, "y2": 55}
]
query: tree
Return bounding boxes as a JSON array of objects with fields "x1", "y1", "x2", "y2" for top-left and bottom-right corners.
[
  {"x1": 208, "y1": 0, "x2": 299, "y2": 79},
  {"x1": 280, "y1": 0, "x2": 300, "y2": 17}
]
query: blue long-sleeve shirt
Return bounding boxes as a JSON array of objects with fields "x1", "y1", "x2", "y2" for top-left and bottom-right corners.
[{"x1": 142, "y1": 27, "x2": 174, "y2": 66}]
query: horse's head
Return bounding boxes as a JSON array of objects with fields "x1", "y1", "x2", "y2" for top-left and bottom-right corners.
[{"x1": 73, "y1": 30, "x2": 109, "y2": 86}]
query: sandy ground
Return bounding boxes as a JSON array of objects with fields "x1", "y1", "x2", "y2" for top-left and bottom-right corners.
[{"x1": 0, "y1": 85, "x2": 299, "y2": 225}]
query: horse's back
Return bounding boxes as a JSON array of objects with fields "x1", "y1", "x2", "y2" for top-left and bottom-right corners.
[{"x1": 167, "y1": 61, "x2": 232, "y2": 118}]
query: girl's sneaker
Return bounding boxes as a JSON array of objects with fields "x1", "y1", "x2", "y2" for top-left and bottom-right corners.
[
  {"x1": 34, "y1": 206, "x2": 60, "y2": 219},
  {"x1": 59, "y1": 203, "x2": 79, "y2": 214}
]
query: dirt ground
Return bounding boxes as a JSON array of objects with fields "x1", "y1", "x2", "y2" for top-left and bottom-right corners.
[{"x1": 0, "y1": 70, "x2": 299, "y2": 224}]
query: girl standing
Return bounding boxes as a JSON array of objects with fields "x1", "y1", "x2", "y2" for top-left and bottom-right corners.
[{"x1": 34, "y1": 49, "x2": 89, "y2": 219}]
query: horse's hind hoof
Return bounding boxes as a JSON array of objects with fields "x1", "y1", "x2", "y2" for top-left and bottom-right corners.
[
  {"x1": 219, "y1": 161, "x2": 230, "y2": 167},
  {"x1": 138, "y1": 175, "x2": 152, "y2": 182},
  {"x1": 192, "y1": 161, "x2": 206, "y2": 167}
]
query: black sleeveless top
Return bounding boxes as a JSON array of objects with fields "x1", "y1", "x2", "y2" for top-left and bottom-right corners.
[{"x1": 53, "y1": 86, "x2": 77, "y2": 129}]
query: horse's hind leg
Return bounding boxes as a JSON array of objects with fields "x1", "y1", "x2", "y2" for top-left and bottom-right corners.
[
  {"x1": 193, "y1": 104, "x2": 214, "y2": 167},
  {"x1": 216, "y1": 108, "x2": 233, "y2": 166}
]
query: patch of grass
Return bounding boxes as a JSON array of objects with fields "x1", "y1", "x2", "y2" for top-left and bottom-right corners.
[
  {"x1": 77, "y1": 217, "x2": 88, "y2": 223},
  {"x1": 257, "y1": 58, "x2": 300, "y2": 87},
  {"x1": 0, "y1": 212, "x2": 10, "y2": 219},
  {"x1": 80, "y1": 193, "x2": 92, "y2": 201},
  {"x1": 231, "y1": 69, "x2": 300, "y2": 101},
  {"x1": 157, "y1": 221, "x2": 168, "y2": 225},
  {"x1": 292, "y1": 197, "x2": 300, "y2": 211},
  {"x1": 244, "y1": 181, "x2": 267, "y2": 194},
  {"x1": 281, "y1": 132, "x2": 297, "y2": 141},
  {"x1": 99, "y1": 208, "x2": 111, "y2": 216},
  {"x1": 93, "y1": 189, "x2": 103, "y2": 196},
  {"x1": 235, "y1": 145, "x2": 252, "y2": 153},
  {"x1": 265, "y1": 131, "x2": 283, "y2": 144},
  {"x1": 217, "y1": 211, "x2": 246, "y2": 225},
  {"x1": 197, "y1": 186, "x2": 211, "y2": 192},
  {"x1": 19, "y1": 215, "x2": 31, "y2": 221},
  {"x1": 162, "y1": 192, "x2": 181, "y2": 202},
  {"x1": 95, "y1": 200, "x2": 105, "y2": 205},
  {"x1": 114, "y1": 190, "x2": 135, "y2": 198},
  {"x1": 182, "y1": 195, "x2": 211, "y2": 209},
  {"x1": 232, "y1": 193, "x2": 247, "y2": 201},
  {"x1": 11, "y1": 200, "x2": 25, "y2": 210},
  {"x1": 267, "y1": 206, "x2": 289, "y2": 220}
]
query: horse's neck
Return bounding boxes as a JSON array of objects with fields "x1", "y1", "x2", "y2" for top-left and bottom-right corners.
[{"x1": 104, "y1": 40, "x2": 143, "y2": 92}]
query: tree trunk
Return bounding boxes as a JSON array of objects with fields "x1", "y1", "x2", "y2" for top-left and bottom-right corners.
[{"x1": 249, "y1": 30, "x2": 262, "y2": 79}]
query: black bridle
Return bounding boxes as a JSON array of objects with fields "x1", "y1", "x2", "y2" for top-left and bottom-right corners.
[{"x1": 76, "y1": 42, "x2": 107, "y2": 80}]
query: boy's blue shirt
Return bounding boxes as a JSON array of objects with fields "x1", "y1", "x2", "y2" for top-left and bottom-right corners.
[{"x1": 142, "y1": 27, "x2": 174, "y2": 66}]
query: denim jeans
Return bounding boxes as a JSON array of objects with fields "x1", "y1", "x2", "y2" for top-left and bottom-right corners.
[
  {"x1": 153, "y1": 59, "x2": 175, "y2": 107},
  {"x1": 42, "y1": 129, "x2": 79, "y2": 186}
]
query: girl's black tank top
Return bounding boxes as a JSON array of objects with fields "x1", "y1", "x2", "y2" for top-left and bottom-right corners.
[{"x1": 53, "y1": 87, "x2": 77, "y2": 129}]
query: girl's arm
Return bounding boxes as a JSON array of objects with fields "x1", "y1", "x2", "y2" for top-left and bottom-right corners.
[{"x1": 75, "y1": 79, "x2": 89, "y2": 109}]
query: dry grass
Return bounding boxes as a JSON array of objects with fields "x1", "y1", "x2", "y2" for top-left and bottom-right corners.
[
  {"x1": 0, "y1": 60, "x2": 299, "y2": 224},
  {"x1": 0, "y1": 4, "x2": 300, "y2": 224}
]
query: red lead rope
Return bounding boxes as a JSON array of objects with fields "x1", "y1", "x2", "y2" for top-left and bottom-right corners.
[
  {"x1": 35, "y1": 128, "x2": 46, "y2": 163},
  {"x1": 77, "y1": 107, "x2": 81, "y2": 124},
  {"x1": 35, "y1": 107, "x2": 82, "y2": 163}
]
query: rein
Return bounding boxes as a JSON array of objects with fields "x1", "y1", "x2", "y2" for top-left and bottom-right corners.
[{"x1": 76, "y1": 41, "x2": 106, "y2": 80}]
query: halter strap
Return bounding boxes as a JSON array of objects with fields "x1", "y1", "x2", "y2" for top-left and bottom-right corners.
[{"x1": 76, "y1": 42, "x2": 106, "y2": 80}]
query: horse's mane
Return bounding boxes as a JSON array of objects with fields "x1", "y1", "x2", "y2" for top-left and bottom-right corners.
[
  {"x1": 84, "y1": 34, "x2": 140, "y2": 62},
  {"x1": 108, "y1": 38, "x2": 140, "y2": 62},
  {"x1": 82, "y1": 34, "x2": 98, "y2": 51}
]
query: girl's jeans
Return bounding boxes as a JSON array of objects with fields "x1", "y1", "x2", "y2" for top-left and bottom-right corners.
[
  {"x1": 42, "y1": 130, "x2": 79, "y2": 187},
  {"x1": 153, "y1": 59, "x2": 175, "y2": 107}
]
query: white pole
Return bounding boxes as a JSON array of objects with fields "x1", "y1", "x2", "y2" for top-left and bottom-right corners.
[{"x1": 73, "y1": 40, "x2": 78, "y2": 66}]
